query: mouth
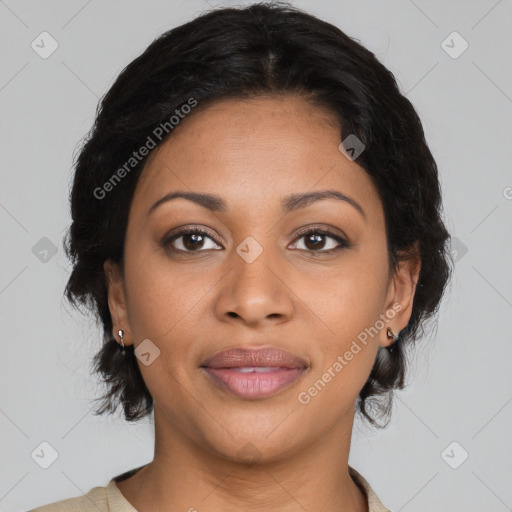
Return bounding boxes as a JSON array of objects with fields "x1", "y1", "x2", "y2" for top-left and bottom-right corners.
[{"x1": 200, "y1": 347, "x2": 308, "y2": 400}]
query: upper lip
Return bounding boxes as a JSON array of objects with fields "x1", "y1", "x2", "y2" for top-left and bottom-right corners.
[{"x1": 201, "y1": 347, "x2": 308, "y2": 369}]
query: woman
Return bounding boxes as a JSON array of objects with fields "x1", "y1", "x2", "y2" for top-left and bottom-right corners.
[{"x1": 30, "y1": 2, "x2": 452, "y2": 511}]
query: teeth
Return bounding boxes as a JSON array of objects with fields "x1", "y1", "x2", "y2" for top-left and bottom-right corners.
[{"x1": 234, "y1": 367, "x2": 281, "y2": 373}]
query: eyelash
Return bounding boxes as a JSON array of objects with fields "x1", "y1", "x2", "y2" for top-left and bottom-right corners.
[{"x1": 162, "y1": 226, "x2": 350, "y2": 255}]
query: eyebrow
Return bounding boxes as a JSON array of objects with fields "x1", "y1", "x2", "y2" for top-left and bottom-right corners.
[{"x1": 147, "y1": 189, "x2": 366, "y2": 220}]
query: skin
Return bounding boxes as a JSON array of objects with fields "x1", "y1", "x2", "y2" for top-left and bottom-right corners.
[{"x1": 104, "y1": 95, "x2": 421, "y2": 512}]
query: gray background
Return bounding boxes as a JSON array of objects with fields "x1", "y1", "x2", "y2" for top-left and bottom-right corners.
[{"x1": 1, "y1": 0, "x2": 511, "y2": 510}]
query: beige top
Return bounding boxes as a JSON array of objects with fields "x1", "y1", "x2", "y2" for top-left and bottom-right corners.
[{"x1": 29, "y1": 465, "x2": 391, "y2": 512}]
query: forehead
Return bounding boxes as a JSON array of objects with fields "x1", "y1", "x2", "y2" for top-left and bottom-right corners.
[{"x1": 131, "y1": 95, "x2": 382, "y2": 224}]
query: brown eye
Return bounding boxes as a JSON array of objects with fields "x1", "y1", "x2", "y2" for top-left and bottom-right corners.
[
  {"x1": 162, "y1": 226, "x2": 349, "y2": 255},
  {"x1": 163, "y1": 228, "x2": 222, "y2": 252},
  {"x1": 290, "y1": 228, "x2": 349, "y2": 253}
]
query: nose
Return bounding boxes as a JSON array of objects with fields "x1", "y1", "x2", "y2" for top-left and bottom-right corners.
[{"x1": 214, "y1": 242, "x2": 295, "y2": 328}]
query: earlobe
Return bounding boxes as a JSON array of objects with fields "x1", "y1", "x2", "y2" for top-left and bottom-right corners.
[
  {"x1": 103, "y1": 259, "x2": 132, "y2": 345},
  {"x1": 381, "y1": 242, "x2": 421, "y2": 348}
]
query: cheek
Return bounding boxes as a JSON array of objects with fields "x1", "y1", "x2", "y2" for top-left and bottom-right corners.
[
  {"x1": 122, "y1": 254, "x2": 200, "y2": 402},
  {"x1": 294, "y1": 269, "x2": 385, "y2": 414},
  {"x1": 293, "y1": 249, "x2": 389, "y2": 338},
  {"x1": 125, "y1": 257, "x2": 170, "y2": 339},
  {"x1": 123, "y1": 238, "x2": 203, "y2": 336},
  {"x1": 292, "y1": 250, "x2": 388, "y2": 392}
]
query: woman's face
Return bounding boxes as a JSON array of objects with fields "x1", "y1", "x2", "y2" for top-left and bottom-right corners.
[{"x1": 106, "y1": 95, "x2": 418, "y2": 462}]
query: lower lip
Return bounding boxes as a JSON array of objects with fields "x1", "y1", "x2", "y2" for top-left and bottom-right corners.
[{"x1": 202, "y1": 367, "x2": 306, "y2": 399}]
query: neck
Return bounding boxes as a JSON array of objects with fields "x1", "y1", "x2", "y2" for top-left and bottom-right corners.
[{"x1": 116, "y1": 404, "x2": 368, "y2": 512}]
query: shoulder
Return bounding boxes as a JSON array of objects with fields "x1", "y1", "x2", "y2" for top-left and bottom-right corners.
[
  {"x1": 349, "y1": 465, "x2": 393, "y2": 512},
  {"x1": 28, "y1": 482, "x2": 110, "y2": 512},
  {"x1": 29, "y1": 465, "x2": 146, "y2": 512}
]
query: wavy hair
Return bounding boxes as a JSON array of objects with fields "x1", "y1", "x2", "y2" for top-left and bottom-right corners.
[{"x1": 64, "y1": 2, "x2": 453, "y2": 428}]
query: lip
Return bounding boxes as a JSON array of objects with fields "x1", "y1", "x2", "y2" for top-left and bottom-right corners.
[
  {"x1": 200, "y1": 347, "x2": 309, "y2": 400},
  {"x1": 201, "y1": 347, "x2": 308, "y2": 369}
]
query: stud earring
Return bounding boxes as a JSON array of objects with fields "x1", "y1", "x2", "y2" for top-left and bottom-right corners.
[
  {"x1": 118, "y1": 329, "x2": 125, "y2": 352},
  {"x1": 386, "y1": 327, "x2": 399, "y2": 352}
]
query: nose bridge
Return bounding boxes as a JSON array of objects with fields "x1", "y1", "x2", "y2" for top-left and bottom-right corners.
[
  {"x1": 228, "y1": 207, "x2": 279, "y2": 272},
  {"x1": 216, "y1": 233, "x2": 294, "y2": 324},
  {"x1": 232, "y1": 233, "x2": 282, "y2": 296}
]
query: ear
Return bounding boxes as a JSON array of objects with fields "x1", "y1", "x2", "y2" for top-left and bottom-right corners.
[
  {"x1": 380, "y1": 242, "x2": 421, "y2": 348},
  {"x1": 104, "y1": 259, "x2": 132, "y2": 346}
]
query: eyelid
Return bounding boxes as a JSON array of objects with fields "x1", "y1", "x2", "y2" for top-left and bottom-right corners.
[{"x1": 292, "y1": 224, "x2": 349, "y2": 242}]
